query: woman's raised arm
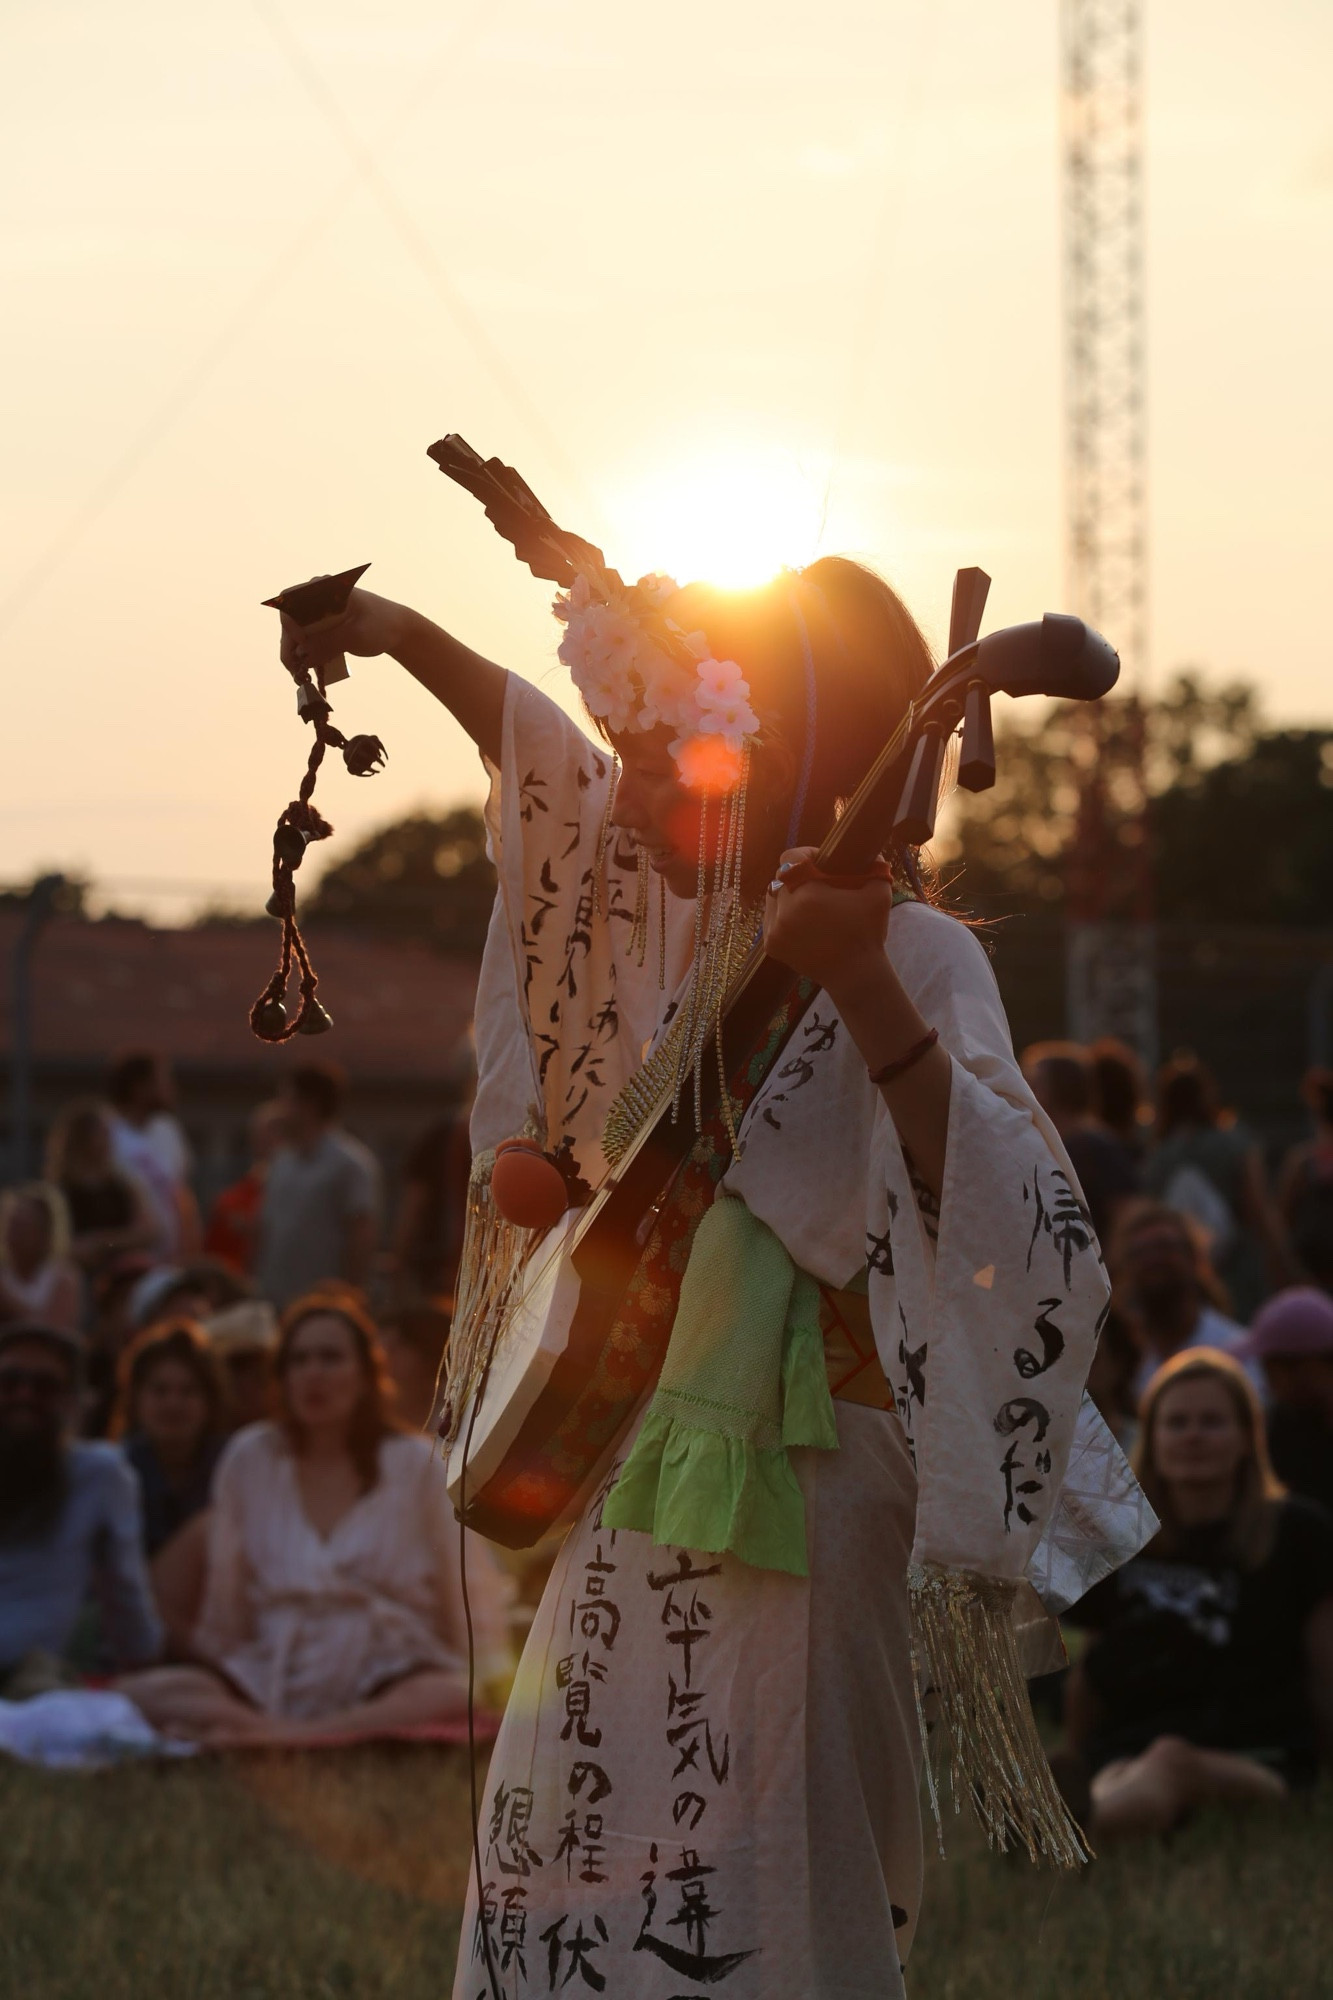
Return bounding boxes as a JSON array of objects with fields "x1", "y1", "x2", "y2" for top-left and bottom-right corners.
[{"x1": 279, "y1": 588, "x2": 508, "y2": 764}]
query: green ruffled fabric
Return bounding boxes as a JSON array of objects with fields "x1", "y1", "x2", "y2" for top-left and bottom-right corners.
[{"x1": 602, "y1": 1192, "x2": 839, "y2": 1575}]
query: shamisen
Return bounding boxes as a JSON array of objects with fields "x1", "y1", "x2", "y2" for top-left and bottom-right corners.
[{"x1": 277, "y1": 433, "x2": 1153, "y2": 1999}]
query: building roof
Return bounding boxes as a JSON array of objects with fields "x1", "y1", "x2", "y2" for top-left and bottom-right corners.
[{"x1": 0, "y1": 914, "x2": 478, "y2": 1082}]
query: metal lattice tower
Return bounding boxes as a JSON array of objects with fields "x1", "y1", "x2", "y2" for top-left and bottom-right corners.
[
  {"x1": 1062, "y1": 0, "x2": 1146, "y2": 685},
  {"x1": 1061, "y1": 0, "x2": 1157, "y2": 1057}
]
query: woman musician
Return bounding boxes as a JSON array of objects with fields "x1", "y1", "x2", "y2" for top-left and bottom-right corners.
[{"x1": 279, "y1": 538, "x2": 1135, "y2": 1999}]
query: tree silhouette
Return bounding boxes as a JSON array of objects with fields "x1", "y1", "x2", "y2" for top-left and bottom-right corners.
[
  {"x1": 938, "y1": 674, "x2": 1333, "y2": 926},
  {"x1": 303, "y1": 806, "x2": 495, "y2": 956}
]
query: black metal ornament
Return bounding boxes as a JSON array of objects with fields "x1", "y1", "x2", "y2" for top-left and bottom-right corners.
[{"x1": 250, "y1": 564, "x2": 385, "y2": 1044}]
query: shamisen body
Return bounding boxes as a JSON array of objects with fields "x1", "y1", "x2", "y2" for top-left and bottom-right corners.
[{"x1": 280, "y1": 548, "x2": 1153, "y2": 2000}]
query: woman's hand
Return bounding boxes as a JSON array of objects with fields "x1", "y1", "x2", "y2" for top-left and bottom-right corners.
[
  {"x1": 764, "y1": 844, "x2": 953, "y2": 1197},
  {"x1": 761, "y1": 847, "x2": 893, "y2": 1003},
  {"x1": 278, "y1": 587, "x2": 408, "y2": 682},
  {"x1": 277, "y1": 588, "x2": 508, "y2": 763}
]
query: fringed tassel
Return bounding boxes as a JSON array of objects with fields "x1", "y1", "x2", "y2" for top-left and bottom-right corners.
[
  {"x1": 908, "y1": 1562, "x2": 1092, "y2": 1869},
  {"x1": 435, "y1": 1149, "x2": 539, "y2": 1449}
]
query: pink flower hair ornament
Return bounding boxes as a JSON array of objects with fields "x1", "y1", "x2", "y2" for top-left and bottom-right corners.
[
  {"x1": 426, "y1": 434, "x2": 759, "y2": 790},
  {"x1": 552, "y1": 572, "x2": 759, "y2": 781}
]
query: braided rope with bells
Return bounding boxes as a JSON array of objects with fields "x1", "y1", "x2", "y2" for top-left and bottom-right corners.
[{"x1": 250, "y1": 564, "x2": 387, "y2": 1044}]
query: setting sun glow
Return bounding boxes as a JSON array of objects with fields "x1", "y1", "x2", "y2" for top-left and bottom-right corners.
[{"x1": 613, "y1": 451, "x2": 830, "y2": 591}]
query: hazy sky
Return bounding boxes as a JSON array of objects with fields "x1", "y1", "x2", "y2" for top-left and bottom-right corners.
[{"x1": 4, "y1": 0, "x2": 1330, "y2": 919}]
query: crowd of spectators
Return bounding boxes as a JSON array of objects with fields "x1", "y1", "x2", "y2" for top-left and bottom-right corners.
[
  {"x1": 0, "y1": 1050, "x2": 511, "y2": 1753},
  {"x1": 1, "y1": 1035, "x2": 1329, "y2": 1847},
  {"x1": 1020, "y1": 1037, "x2": 1333, "y2": 1841}
]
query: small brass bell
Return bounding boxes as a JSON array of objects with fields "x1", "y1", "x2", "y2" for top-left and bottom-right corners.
[
  {"x1": 297, "y1": 997, "x2": 334, "y2": 1035},
  {"x1": 273, "y1": 823, "x2": 308, "y2": 868},
  {"x1": 266, "y1": 884, "x2": 294, "y2": 920},
  {"x1": 343, "y1": 733, "x2": 387, "y2": 777},
  {"x1": 254, "y1": 995, "x2": 288, "y2": 1039}
]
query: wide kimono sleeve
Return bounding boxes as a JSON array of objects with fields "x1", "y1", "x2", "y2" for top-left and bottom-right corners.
[
  {"x1": 470, "y1": 675, "x2": 694, "y2": 1179},
  {"x1": 442, "y1": 674, "x2": 696, "y2": 1445},
  {"x1": 866, "y1": 904, "x2": 1129, "y2": 1862},
  {"x1": 871, "y1": 902, "x2": 1110, "y2": 1585}
]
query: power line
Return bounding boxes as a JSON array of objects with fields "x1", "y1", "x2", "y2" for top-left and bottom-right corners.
[
  {"x1": 252, "y1": 0, "x2": 607, "y2": 537},
  {"x1": 0, "y1": 0, "x2": 505, "y2": 641}
]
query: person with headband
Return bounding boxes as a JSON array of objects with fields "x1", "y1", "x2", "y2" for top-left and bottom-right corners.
[{"x1": 277, "y1": 504, "x2": 1142, "y2": 1997}]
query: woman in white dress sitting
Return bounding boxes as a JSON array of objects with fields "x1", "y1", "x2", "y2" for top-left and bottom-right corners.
[{"x1": 119, "y1": 1289, "x2": 511, "y2": 1745}]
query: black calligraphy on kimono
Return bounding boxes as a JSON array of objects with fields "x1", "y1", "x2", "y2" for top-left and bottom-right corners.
[
  {"x1": 640, "y1": 1551, "x2": 757, "y2": 1984},
  {"x1": 760, "y1": 1011, "x2": 839, "y2": 1130},
  {"x1": 1023, "y1": 1164, "x2": 1097, "y2": 1285}
]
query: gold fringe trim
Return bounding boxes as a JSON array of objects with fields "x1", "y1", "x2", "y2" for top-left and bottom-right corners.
[
  {"x1": 435, "y1": 1143, "x2": 540, "y2": 1450},
  {"x1": 600, "y1": 901, "x2": 755, "y2": 1170},
  {"x1": 908, "y1": 1562, "x2": 1092, "y2": 1869},
  {"x1": 603, "y1": 750, "x2": 758, "y2": 1169}
]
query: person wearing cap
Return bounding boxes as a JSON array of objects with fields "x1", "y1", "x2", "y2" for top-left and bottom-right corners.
[
  {"x1": 1242, "y1": 1288, "x2": 1333, "y2": 1516},
  {"x1": 199, "y1": 1297, "x2": 278, "y2": 1431},
  {"x1": 0, "y1": 1323, "x2": 161, "y2": 1695}
]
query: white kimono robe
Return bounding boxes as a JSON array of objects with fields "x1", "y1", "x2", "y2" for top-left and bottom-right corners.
[{"x1": 451, "y1": 678, "x2": 1152, "y2": 2000}]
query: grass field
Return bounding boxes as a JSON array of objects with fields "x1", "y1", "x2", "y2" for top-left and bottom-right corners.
[{"x1": 2, "y1": 1749, "x2": 1330, "y2": 1999}]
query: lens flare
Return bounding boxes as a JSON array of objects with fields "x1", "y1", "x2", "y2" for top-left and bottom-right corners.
[{"x1": 673, "y1": 735, "x2": 743, "y2": 794}]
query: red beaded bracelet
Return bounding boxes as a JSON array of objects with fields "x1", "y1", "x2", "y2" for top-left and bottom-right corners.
[{"x1": 868, "y1": 1027, "x2": 939, "y2": 1088}]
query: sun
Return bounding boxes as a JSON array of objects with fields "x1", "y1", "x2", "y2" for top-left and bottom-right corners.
[{"x1": 612, "y1": 449, "x2": 829, "y2": 591}]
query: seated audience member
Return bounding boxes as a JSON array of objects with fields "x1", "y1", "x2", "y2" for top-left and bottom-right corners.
[
  {"x1": 378, "y1": 1300, "x2": 553, "y2": 1639},
  {"x1": 255, "y1": 1065, "x2": 382, "y2": 1309},
  {"x1": 202, "y1": 1299, "x2": 279, "y2": 1432},
  {"x1": 1065, "y1": 1350, "x2": 1333, "y2": 1838},
  {"x1": 45, "y1": 1099, "x2": 156, "y2": 1279},
  {"x1": 0, "y1": 1184, "x2": 80, "y2": 1334},
  {"x1": 128, "y1": 1258, "x2": 252, "y2": 1338},
  {"x1": 1147, "y1": 1051, "x2": 1288, "y2": 1320},
  {"x1": 1278, "y1": 1068, "x2": 1333, "y2": 1292},
  {"x1": 113, "y1": 1322, "x2": 228, "y2": 1557},
  {"x1": 204, "y1": 1099, "x2": 287, "y2": 1276},
  {"x1": 118, "y1": 1291, "x2": 510, "y2": 1745},
  {"x1": 0, "y1": 1323, "x2": 161, "y2": 1694},
  {"x1": 82, "y1": 1251, "x2": 153, "y2": 1438},
  {"x1": 1109, "y1": 1199, "x2": 1259, "y2": 1401},
  {"x1": 1022, "y1": 1040, "x2": 1140, "y2": 1245},
  {"x1": 1240, "y1": 1289, "x2": 1333, "y2": 1516},
  {"x1": 379, "y1": 1302, "x2": 451, "y2": 1432}
]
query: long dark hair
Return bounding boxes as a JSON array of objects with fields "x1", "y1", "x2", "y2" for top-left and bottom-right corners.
[
  {"x1": 667, "y1": 558, "x2": 937, "y2": 864},
  {"x1": 274, "y1": 1288, "x2": 399, "y2": 1492},
  {"x1": 111, "y1": 1319, "x2": 228, "y2": 1440}
]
